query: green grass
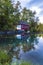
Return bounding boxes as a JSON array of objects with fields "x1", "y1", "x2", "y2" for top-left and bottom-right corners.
[
  {"x1": 20, "y1": 61, "x2": 33, "y2": 65},
  {"x1": 11, "y1": 60, "x2": 33, "y2": 65}
]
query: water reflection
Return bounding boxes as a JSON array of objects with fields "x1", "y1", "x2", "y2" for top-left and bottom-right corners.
[
  {"x1": 0, "y1": 34, "x2": 43, "y2": 65},
  {"x1": 0, "y1": 34, "x2": 38, "y2": 59}
]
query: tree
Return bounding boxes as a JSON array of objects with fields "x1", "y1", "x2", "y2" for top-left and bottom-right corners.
[
  {"x1": 0, "y1": 0, "x2": 20, "y2": 31},
  {"x1": 29, "y1": 17, "x2": 39, "y2": 33},
  {"x1": 0, "y1": 0, "x2": 13, "y2": 30},
  {"x1": 37, "y1": 23, "x2": 43, "y2": 32},
  {"x1": 13, "y1": 1, "x2": 21, "y2": 24},
  {"x1": 0, "y1": 0, "x2": 39, "y2": 32},
  {"x1": 20, "y1": 7, "x2": 39, "y2": 32}
]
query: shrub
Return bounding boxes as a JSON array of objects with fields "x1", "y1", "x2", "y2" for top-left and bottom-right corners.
[{"x1": 0, "y1": 50, "x2": 11, "y2": 65}]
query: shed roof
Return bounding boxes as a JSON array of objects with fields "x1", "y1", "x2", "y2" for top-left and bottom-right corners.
[{"x1": 19, "y1": 21, "x2": 29, "y2": 25}]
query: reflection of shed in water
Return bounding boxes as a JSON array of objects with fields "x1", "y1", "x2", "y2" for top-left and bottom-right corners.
[{"x1": 16, "y1": 34, "x2": 29, "y2": 40}]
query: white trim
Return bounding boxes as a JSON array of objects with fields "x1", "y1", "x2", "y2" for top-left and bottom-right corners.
[{"x1": 17, "y1": 25, "x2": 21, "y2": 30}]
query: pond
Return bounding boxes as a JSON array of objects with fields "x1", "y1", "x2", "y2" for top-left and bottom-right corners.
[{"x1": 0, "y1": 34, "x2": 43, "y2": 65}]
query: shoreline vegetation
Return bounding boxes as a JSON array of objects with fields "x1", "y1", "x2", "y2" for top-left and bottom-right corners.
[{"x1": 0, "y1": 50, "x2": 39, "y2": 65}]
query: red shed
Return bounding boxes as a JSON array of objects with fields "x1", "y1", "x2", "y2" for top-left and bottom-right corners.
[{"x1": 17, "y1": 21, "x2": 29, "y2": 31}]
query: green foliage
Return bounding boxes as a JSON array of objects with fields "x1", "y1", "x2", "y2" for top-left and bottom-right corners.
[
  {"x1": 20, "y1": 7, "x2": 35, "y2": 21},
  {"x1": 11, "y1": 61, "x2": 33, "y2": 65},
  {"x1": 0, "y1": 63, "x2": 2, "y2": 65},
  {"x1": 0, "y1": 0, "x2": 39, "y2": 32},
  {"x1": 37, "y1": 23, "x2": 43, "y2": 32},
  {"x1": 20, "y1": 61, "x2": 32, "y2": 65},
  {"x1": 37, "y1": 34, "x2": 43, "y2": 37},
  {"x1": 20, "y1": 7, "x2": 38, "y2": 32},
  {"x1": 0, "y1": 0, "x2": 13, "y2": 30},
  {"x1": 0, "y1": 0, "x2": 20, "y2": 31},
  {"x1": 0, "y1": 50, "x2": 11, "y2": 65}
]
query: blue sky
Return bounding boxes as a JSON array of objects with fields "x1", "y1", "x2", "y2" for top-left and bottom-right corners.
[{"x1": 14, "y1": 0, "x2": 43, "y2": 23}]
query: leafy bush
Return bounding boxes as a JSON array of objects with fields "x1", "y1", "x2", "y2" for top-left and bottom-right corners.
[{"x1": 0, "y1": 50, "x2": 11, "y2": 65}]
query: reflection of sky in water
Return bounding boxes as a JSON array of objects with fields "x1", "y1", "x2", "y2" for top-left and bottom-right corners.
[
  {"x1": 34, "y1": 37, "x2": 43, "y2": 50},
  {"x1": 20, "y1": 37, "x2": 43, "y2": 65},
  {"x1": 11, "y1": 36, "x2": 43, "y2": 65}
]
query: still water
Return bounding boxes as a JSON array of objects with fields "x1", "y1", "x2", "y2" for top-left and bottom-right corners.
[{"x1": 0, "y1": 34, "x2": 43, "y2": 65}]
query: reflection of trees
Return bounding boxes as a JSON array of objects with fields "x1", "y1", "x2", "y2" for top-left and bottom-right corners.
[
  {"x1": 0, "y1": 34, "x2": 38, "y2": 60},
  {"x1": 22, "y1": 34, "x2": 38, "y2": 52},
  {"x1": 8, "y1": 34, "x2": 38, "y2": 59},
  {"x1": 27, "y1": 34, "x2": 38, "y2": 49},
  {"x1": 27, "y1": 34, "x2": 38, "y2": 44}
]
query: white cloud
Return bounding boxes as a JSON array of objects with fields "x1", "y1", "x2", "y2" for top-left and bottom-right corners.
[
  {"x1": 39, "y1": 15, "x2": 43, "y2": 23},
  {"x1": 30, "y1": 6, "x2": 41, "y2": 16},
  {"x1": 30, "y1": 6, "x2": 43, "y2": 23}
]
